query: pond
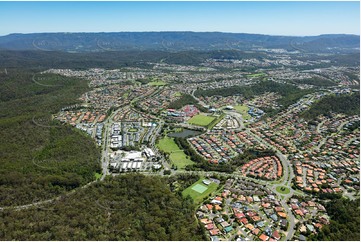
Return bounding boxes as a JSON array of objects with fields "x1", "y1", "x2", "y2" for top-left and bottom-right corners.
[{"x1": 168, "y1": 128, "x2": 202, "y2": 138}]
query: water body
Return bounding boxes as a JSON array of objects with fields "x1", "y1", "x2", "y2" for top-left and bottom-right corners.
[{"x1": 168, "y1": 129, "x2": 202, "y2": 138}]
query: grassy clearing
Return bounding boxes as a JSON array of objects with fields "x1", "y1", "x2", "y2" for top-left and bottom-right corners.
[
  {"x1": 157, "y1": 136, "x2": 194, "y2": 169},
  {"x1": 188, "y1": 114, "x2": 215, "y2": 127},
  {"x1": 276, "y1": 186, "x2": 291, "y2": 194},
  {"x1": 182, "y1": 178, "x2": 219, "y2": 204},
  {"x1": 174, "y1": 92, "x2": 183, "y2": 97},
  {"x1": 169, "y1": 152, "x2": 195, "y2": 169},
  {"x1": 234, "y1": 105, "x2": 252, "y2": 121},
  {"x1": 128, "y1": 128, "x2": 138, "y2": 132},
  {"x1": 94, "y1": 172, "x2": 102, "y2": 180},
  {"x1": 148, "y1": 81, "x2": 167, "y2": 86},
  {"x1": 246, "y1": 73, "x2": 266, "y2": 78}
]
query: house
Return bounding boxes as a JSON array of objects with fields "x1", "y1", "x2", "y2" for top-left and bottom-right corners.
[
  {"x1": 221, "y1": 221, "x2": 230, "y2": 228},
  {"x1": 224, "y1": 226, "x2": 233, "y2": 233},
  {"x1": 206, "y1": 204, "x2": 213, "y2": 210},
  {"x1": 211, "y1": 236, "x2": 219, "y2": 241},
  {"x1": 314, "y1": 223, "x2": 323, "y2": 230},
  {"x1": 259, "y1": 234, "x2": 269, "y2": 241},
  {"x1": 252, "y1": 228, "x2": 260, "y2": 235},
  {"x1": 280, "y1": 219, "x2": 288, "y2": 229},
  {"x1": 240, "y1": 217, "x2": 248, "y2": 225},
  {"x1": 299, "y1": 224, "x2": 307, "y2": 233},
  {"x1": 215, "y1": 217, "x2": 224, "y2": 224},
  {"x1": 205, "y1": 223, "x2": 215, "y2": 230},
  {"x1": 306, "y1": 224, "x2": 315, "y2": 232},
  {"x1": 299, "y1": 235, "x2": 306, "y2": 241},
  {"x1": 245, "y1": 223, "x2": 255, "y2": 231},
  {"x1": 270, "y1": 214, "x2": 278, "y2": 222},
  {"x1": 210, "y1": 229, "x2": 220, "y2": 236},
  {"x1": 200, "y1": 218, "x2": 212, "y2": 225},
  {"x1": 215, "y1": 204, "x2": 222, "y2": 211},
  {"x1": 275, "y1": 206, "x2": 284, "y2": 212},
  {"x1": 256, "y1": 221, "x2": 265, "y2": 228},
  {"x1": 277, "y1": 212, "x2": 287, "y2": 218},
  {"x1": 235, "y1": 212, "x2": 245, "y2": 219},
  {"x1": 252, "y1": 216, "x2": 261, "y2": 222},
  {"x1": 272, "y1": 230, "x2": 281, "y2": 240}
]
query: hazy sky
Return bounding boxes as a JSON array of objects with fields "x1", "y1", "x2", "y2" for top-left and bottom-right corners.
[{"x1": 0, "y1": 1, "x2": 359, "y2": 36}]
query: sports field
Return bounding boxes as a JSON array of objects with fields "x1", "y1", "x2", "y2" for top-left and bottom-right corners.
[
  {"x1": 182, "y1": 178, "x2": 218, "y2": 204},
  {"x1": 192, "y1": 184, "x2": 208, "y2": 193},
  {"x1": 157, "y1": 137, "x2": 194, "y2": 169},
  {"x1": 188, "y1": 114, "x2": 215, "y2": 127}
]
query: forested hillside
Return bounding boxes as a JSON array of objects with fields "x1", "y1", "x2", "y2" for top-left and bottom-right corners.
[
  {"x1": 301, "y1": 92, "x2": 360, "y2": 120},
  {"x1": 0, "y1": 70, "x2": 100, "y2": 206},
  {"x1": 310, "y1": 198, "x2": 360, "y2": 241},
  {"x1": 0, "y1": 174, "x2": 205, "y2": 241}
]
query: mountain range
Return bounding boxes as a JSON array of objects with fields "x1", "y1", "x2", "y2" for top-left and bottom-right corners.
[{"x1": 0, "y1": 32, "x2": 359, "y2": 53}]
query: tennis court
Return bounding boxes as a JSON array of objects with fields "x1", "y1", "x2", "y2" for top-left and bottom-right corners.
[{"x1": 192, "y1": 184, "x2": 208, "y2": 193}]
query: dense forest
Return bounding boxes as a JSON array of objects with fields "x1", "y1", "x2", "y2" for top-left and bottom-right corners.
[
  {"x1": 0, "y1": 70, "x2": 100, "y2": 206},
  {"x1": 301, "y1": 92, "x2": 360, "y2": 120},
  {"x1": 168, "y1": 94, "x2": 198, "y2": 109},
  {"x1": 310, "y1": 198, "x2": 360, "y2": 241},
  {"x1": 0, "y1": 174, "x2": 205, "y2": 241}
]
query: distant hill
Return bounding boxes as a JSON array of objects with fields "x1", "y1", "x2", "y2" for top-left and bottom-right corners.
[{"x1": 0, "y1": 32, "x2": 359, "y2": 52}]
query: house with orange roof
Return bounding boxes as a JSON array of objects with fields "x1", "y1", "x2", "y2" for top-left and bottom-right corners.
[
  {"x1": 209, "y1": 229, "x2": 220, "y2": 236},
  {"x1": 259, "y1": 234, "x2": 269, "y2": 241},
  {"x1": 277, "y1": 212, "x2": 287, "y2": 218},
  {"x1": 252, "y1": 228, "x2": 260, "y2": 235},
  {"x1": 200, "y1": 218, "x2": 212, "y2": 225},
  {"x1": 245, "y1": 223, "x2": 254, "y2": 231},
  {"x1": 295, "y1": 209, "x2": 304, "y2": 216},
  {"x1": 215, "y1": 204, "x2": 222, "y2": 211},
  {"x1": 206, "y1": 204, "x2": 213, "y2": 210},
  {"x1": 252, "y1": 216, "x2": 261, "y2": 222}
]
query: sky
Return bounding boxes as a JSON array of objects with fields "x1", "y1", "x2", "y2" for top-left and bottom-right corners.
[{"x1": 0, "y1": 1, "x2": 359, "y2": 36}]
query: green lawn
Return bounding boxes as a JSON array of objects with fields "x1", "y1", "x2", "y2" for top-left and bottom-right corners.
[
  {"x1": 94, "y1": 172, "x2": 102, "y2": 180},
  {"x1": 148, "y1": 81, "x2": 167, "y2": 86},
  {"x1": 174, "y1": 92, "x2": 182, "y2": 97},
  {"x1": 182, "y1": 178, "x2": 219, "y2": 204},
  {"x1": 188, "y1": 114, "x2": 215, "y2": 127},
  {"x1": 276, "y1": 186, "x2": 291, "y2": 195},
  {"x1": 128, "y1": 128, "x2": 138, "y2": 132},
  {"x1": 234, "y1": 105, "x2": 252, "y2": 121},
  {"x1": 246, "y1": 73, "x2": 266, "y2": 78},
  {"x1": 157, "y1": 136, "x2": 194, "y2": 169}
]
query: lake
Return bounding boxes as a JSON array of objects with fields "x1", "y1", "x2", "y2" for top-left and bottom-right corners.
[{"x1": 168, "y1": 128, "x2": 202, "y2": 138}]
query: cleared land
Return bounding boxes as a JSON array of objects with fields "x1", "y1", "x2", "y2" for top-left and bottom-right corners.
[
  {"x1": 157, "y1": 137, "x2": 194, "y2": 169},
  {"x1": 188, "y1": 114, "x2": 215, "y2": 127},
  {"x1": 182, "y1": 178, "x2": 219, "y2": 204}
]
